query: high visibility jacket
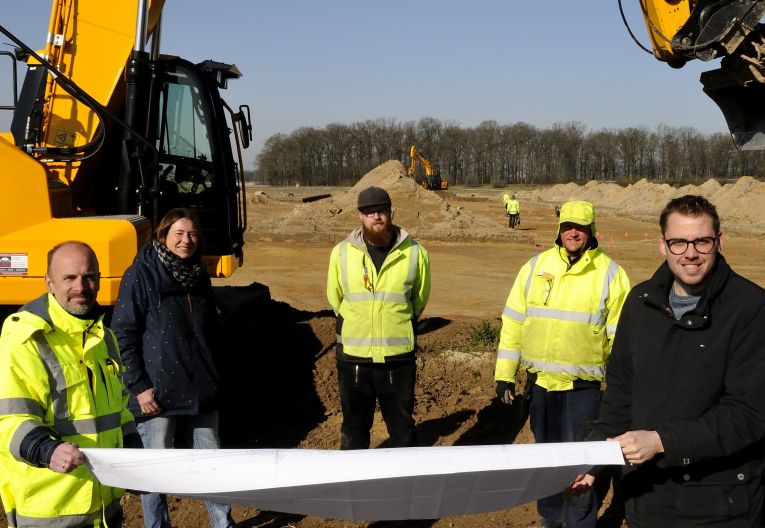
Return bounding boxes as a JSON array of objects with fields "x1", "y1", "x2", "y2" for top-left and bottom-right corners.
[
  {"x1": 327, "y1": 226, "x2": 431, "y2": 363},
  {"x1": 495, "y1": 245, "x2": 630, "y2": 391},
  {"x1": 0, "y1": 294, "x2": 135, "y2": 528},
  {"x1": 505, "y1": 199, "x2": 520, "y2": 215}
]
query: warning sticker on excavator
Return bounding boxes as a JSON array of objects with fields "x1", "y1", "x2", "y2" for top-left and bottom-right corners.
[
  {"x1": 54, "y1": 129, "x2": 76, "y2": 147},
  {"x1": 0, "y1": 254, "x2": 28, "y2": 275}
]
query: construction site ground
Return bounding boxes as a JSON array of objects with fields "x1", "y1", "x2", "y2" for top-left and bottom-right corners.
[{"x1": 3, "y1": 161, "x2": 764, "y2": 528}]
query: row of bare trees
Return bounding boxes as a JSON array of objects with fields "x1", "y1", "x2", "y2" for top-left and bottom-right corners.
[{"x1": 253, "y1": 118, "x2": 765, "y2": 186}]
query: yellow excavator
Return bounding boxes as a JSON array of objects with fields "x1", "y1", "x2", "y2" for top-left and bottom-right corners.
[
  {"x1": 0, "y1": 0, "x2": 763, "y2": 308},
  {"x1": 408, "y1": 145, "x2": 448, "y2": 191},
  {"x1": 633, "y1": 0, "x2": 765, "y2": 149},
  {"x1": 0, "y1": 0, "x2": 251, "y2": 307}
]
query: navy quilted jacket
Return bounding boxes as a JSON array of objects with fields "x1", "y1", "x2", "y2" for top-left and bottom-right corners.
[{"x1": 112, "y1": 243, "x2": 222, "y2": 417}]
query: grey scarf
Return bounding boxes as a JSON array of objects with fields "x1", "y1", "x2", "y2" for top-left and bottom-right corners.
[{"x1": 153, "y1": 240, "x2": 205, "y2": 290}]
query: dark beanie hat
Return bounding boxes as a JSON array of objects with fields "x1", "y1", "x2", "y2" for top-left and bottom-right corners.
[{"x1": 357, "y1": 186, "x2": 391, "y2": 210}]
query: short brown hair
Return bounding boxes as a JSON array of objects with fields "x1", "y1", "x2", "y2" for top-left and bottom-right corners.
[
  {"x1": 659, "y1": 195, "x2": 720, "y2": 235},
  {"x1": 155, "y1": 208, "x2": 203, "y2": 252}
]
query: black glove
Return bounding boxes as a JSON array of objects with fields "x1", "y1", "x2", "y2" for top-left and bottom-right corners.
[{"x1": 495, "y1": 381, "x2": 515, "y2": 404}]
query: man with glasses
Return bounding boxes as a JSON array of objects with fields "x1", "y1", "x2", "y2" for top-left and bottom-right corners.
[
  {"x1": 574, "y1": 195, "x2": 765, "y2": 526},
  {"x1": 494, "y1": 200, "x2": 631, "y2": 528},
  {"x1": 327, "y1": 186, "x2": 431, "y2": 449}
]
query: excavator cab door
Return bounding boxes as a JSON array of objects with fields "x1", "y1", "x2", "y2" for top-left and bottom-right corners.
[{"x1": 150, "y1": 58, "x2": 244, "y2": 265}]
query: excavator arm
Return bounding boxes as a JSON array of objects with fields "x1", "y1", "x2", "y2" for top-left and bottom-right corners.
[
  {"x1": 636, "y1": 0, "x2": 765, "y2": 148},
  {"x1": 408, "y1": 145, "x2": 447, "y2": 191},
  {"x1": 408, "y1": 145, "x2": 435, "y2": 178}
]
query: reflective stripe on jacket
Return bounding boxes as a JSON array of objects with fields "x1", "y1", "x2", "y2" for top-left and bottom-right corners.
[
  {"x1": 327, "y1": 226, "x2": 431, "y2": 363},
  {"x1": 495, "y1": 245, "x2": 630, "y2": 391},
  {"x1": 0, "y1": 294, "x2": 134, "y2": 528},
  {"x1": 505, "y1": 199, "x2": 520, "y2": 215}
]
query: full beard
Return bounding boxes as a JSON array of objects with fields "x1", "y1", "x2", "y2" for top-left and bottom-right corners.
[{"x1": 362, "y1": 222, "x2": 393, "y2": 247}]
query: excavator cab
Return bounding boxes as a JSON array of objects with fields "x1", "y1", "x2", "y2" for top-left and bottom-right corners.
[
  {"x1": 149, "y1": 58, "x2": 248, "y2": 270},
  {"x1": 0, "y1": 1, "x2": 252, "y2": 306}
]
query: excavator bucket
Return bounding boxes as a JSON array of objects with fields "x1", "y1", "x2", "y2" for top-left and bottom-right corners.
[{"x1": 701, "y1": 67, "x2": 765, "y2": 150}]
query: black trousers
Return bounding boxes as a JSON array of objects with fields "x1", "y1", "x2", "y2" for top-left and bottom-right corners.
[{"x1": 337, "y1": 360, "x2": 416, "y2": 450}]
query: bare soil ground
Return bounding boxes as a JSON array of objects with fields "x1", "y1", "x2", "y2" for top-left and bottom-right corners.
[{"x1": 3, "y1": 163, "x2": 763, "y2": 528}]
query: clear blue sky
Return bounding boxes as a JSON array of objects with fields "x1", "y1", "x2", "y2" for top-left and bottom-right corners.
[{"x1": 0, "y1": 1, "x2": 730, "y2": 170}]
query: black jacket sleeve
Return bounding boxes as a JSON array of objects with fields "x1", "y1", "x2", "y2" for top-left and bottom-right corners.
[
  {"x1": 19, "y1": 426, "x2": 63, "y2": 468},
  {"x1": 589, "y1": 294, "x2": 636, "y2": 441}
]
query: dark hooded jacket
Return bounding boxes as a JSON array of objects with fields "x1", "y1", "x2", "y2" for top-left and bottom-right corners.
[
  {"x1": 111, "y1": 243, "x2": 223, "y2": 417},
  {"x1": 590, "y1": 254, "x2": 765, "y2": 527}
]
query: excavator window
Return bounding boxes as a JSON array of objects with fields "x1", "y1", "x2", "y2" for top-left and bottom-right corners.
[
  {"x1": 151, "y1": 60, "x2": 226, "y2": 248},
  {"x1": 157, "y1": 68, "x2": 214, "y2": 162},
  {"x1": 154, "y1": 63, "x2": 219, "y2": 198}
]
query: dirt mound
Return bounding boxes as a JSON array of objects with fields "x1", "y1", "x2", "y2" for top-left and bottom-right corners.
[
  {"x1": 255, "y1": 160, "x2": 764, "y2": 241},
  {"x1": 245, "y1": 190, "x2": 271, "y2": 204},
  {"x1": 519, "y1": 176, "x2": 765, "y2": 235},
  {"x1": 256, "y1": 161, "x2": 520, "y2": 242}
]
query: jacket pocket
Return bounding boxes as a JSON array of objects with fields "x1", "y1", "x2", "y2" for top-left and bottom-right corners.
[
  {"x1": 675, "y1": 470, "x2": 759, "y2": 521},
  {"x1": 57, "y1": 364, "x2": 92, "y2": 419}
]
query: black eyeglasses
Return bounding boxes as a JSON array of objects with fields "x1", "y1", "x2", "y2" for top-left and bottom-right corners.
[
  {"x1": 361, "y1": 208, "x2": 390, "y2": 217},
  {"x1": 663, "y1": 236, "x2": 718, "y2": 255}
]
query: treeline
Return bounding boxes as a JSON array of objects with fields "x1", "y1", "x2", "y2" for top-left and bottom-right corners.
[{"x1": 253, "y1": 118, "x2": 765, "y2": 186}]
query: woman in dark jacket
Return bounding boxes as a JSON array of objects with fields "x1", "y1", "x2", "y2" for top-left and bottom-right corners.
[{"x1": 112, "y1": 208, "x2": 236, "y2": 528}]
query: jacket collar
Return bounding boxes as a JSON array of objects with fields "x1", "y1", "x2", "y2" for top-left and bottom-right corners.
[
  {"x1": 555, "y1": 245, "x2": 601, "y2": 272},
  {"x1": 346, "y1": 225, "x2": 410, "y2": 252},
  {"x1": 641, "y1": 253, "x2": 731, "y2": 323},
  {"x1": 19, "y1": 293, "x2": 103, "y2": 336}
]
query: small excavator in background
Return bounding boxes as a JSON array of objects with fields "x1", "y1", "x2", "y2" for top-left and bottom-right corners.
[
  {"x1": 0, "y1": 0, "x2": 252, "y2": 307},
  {"x1": 408, "y1": 145, "x2": 448, "y2": 191}
]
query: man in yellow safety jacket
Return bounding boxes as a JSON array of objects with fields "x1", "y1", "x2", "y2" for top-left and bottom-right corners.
[
  {"x1": 0, "y1": 241, "x2": 140, "y2": 528},
  {"x1": 505, "y1": 194, "x2": 521, "y2": 229},
  {"x1": 327, "y1": 186, "x2": 431, "y2": 449},
  {"x1": 494, "y1": 201, "x2": 630, "y2": 528}
]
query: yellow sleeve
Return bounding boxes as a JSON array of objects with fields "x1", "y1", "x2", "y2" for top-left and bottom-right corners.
[
  {"x1": 494, "y1": 259, "x2": 533, "y2": 383},
  {"x1": 411, "y1": 243, "x2": 431, "y2": 319},
  {"x1": 326, "y1": 244, "x2": 344, "y2": 314},
  {"x1": 604, "y1": 265, "x2": 631, "y2": 356}
]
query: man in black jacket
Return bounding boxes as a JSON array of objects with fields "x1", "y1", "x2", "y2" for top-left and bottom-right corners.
[{"x1": 572, "y1": 195, "x2": 765, "y2": 527}]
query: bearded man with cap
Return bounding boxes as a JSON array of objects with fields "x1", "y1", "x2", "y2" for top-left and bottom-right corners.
[
  {"x1": 494, "y1": 200, "x2": 630, "y2": 528},
  {"x1": 327, "y1": 186, "x2": 431, "y2": 449}
]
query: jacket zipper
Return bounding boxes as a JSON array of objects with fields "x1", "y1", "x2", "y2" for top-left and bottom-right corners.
[{"x1": 362, "y1": 257, "x2": 374, "y2": 293}]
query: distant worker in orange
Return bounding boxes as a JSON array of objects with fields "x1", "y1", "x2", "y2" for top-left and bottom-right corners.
[{"x1": 327, "y1": 186, "x2": 431, "y2": 449}]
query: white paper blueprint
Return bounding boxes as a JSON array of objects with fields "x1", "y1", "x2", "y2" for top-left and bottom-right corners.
[{"x1": 83, "y1": 441, "x2": 624, "y2": 521}]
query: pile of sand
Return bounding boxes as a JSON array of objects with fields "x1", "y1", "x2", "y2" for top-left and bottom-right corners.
[
  {"x1": 254, "y1": 160, "x2": 765, "y2": 239},
  {"x1": 257, "y1": 161, "x2": 514, "y2": 241},
  {"x1": 516, "y1": 176, "x2": 765, "y2": 235}
]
